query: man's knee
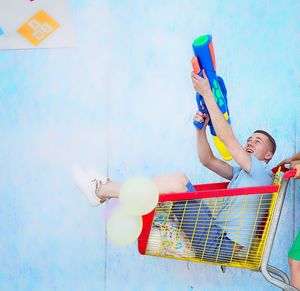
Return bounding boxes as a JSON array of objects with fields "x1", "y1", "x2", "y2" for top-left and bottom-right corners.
[{"x1": 174, "y1": 173, "x2": 189, "y2": 186}]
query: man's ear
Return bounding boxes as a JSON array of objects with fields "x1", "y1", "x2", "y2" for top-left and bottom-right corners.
[{"x1": 265, "y1": 151, "x2": 273, "y2": 161}]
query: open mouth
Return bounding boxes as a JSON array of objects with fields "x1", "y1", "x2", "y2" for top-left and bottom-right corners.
[{"x1": 246, "y1": 149, "x2": 254, "y2": 153}]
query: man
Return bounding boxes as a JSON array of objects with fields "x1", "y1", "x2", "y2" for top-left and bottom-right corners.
[
  {"x1": 172, "y1": 70, "x2": 277, "y2": 260},
  {"x1": 73, "y1": 69, "x2": 276, "y2": 261}
]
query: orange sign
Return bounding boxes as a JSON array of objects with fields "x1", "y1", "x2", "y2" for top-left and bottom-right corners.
[{"x1": 17, "y1": 10, "x2": 60, "y2": 46}]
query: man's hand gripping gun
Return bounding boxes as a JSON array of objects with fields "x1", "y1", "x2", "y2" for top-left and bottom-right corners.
[{"x1": 192, "y1": 35, "x2": 232, "y2": 161}]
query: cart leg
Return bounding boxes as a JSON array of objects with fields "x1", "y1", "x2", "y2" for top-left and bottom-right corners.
[
  {"x1": 260, "y1": 180, "x2": 299, "y2": 290},
  {"x1": 261, "y1": 264, "x2": 298, "y2": 291},
  {"x1": 267, "y1": 265, "x2": 290, "y2": 284}
]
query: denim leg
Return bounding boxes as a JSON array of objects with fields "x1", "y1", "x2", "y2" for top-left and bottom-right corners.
[
  {"x1": 216, "y1": 236, "x2": 236, "y2": 262},
  {"x1": 173, "y1": 200, "x2": 224, "y2": 259},
  {"x1": 172, "y1": 181, "x2": 235, "y2": 261}
]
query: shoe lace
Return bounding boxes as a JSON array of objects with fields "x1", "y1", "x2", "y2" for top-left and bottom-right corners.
[{"x1": 91, "y1": 178, "x2": 110, "y2": 189}]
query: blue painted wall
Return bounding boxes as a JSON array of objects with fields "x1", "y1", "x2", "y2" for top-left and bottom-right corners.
[{"x1": 0, "y1": 1, "x2": 299, "y2": 290}]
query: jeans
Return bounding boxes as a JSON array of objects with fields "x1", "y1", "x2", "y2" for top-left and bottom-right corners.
[{"x1": 172, "y1": 182, "x2": 236, "y2": 262}]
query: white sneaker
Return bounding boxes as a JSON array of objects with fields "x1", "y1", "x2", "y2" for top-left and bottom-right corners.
[
  {"x1": 72, "y1": 165, "x2": 108, "y2": 207},
  {"x1": 86, "y1": 166, "x2": 109, "y2": 184}
]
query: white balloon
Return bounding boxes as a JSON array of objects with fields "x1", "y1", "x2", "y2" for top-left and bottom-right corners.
[
  {"x1": 119, "y1": 176, "x2": 159, "y2": 216},
  {"x1": 107, "y1": 207, "x2": 143, "y2": 245}
]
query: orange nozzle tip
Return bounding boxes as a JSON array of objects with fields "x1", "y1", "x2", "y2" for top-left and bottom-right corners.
[{"x1": 191, "y1": 56, "x2": 201, "y2": 74}]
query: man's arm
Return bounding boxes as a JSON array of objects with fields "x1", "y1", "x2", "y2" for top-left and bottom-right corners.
[
  {"x1": 192, "y1": 71, "x2": 251, "y2": 172},
  {"x1": 291, "y1": 152, "x2": 300, "y2": 161},
  {"x1": 278, "y1": 152, "x2": 300, "y2": 167},
  {"x1": 194, "y1": 111, "x2": 233, "y2": 180}
]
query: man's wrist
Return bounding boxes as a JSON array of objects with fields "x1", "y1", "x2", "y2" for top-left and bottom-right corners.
[
  {"x1": 196, "y1": 128, "x2": 206, "y2": 136},
  {"x1": 202, "y1": 91, "x2": 214, "y2": 102}
]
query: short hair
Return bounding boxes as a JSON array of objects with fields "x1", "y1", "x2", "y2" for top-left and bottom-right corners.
[{"x1": 254, "y1": 130, "x2": 276, "y2": 154}]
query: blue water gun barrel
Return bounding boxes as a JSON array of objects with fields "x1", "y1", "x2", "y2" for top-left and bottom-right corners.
[{"x1": 192, "y1": 35, "x2": 232, "y2": 161}]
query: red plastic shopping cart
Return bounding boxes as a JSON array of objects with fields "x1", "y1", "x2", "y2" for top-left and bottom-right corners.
[{"x1": 138, "y1": 167, "x2": 297, "y2": 291}]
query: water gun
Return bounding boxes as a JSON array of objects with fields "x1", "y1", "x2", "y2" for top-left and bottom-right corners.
[{"x1": 191, "y1": 34, "x2": 232, "y2": 161}]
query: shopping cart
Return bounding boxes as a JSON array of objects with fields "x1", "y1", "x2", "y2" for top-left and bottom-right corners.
[{"x1": 138, "y1": 167, "x2": 297, "y2": 291}]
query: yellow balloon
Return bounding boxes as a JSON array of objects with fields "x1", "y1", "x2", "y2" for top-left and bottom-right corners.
[
  {"x1": 119, "y1": 176, "x2": 159, "y2": 216},
  {"x1": 107, "y1": 207, "x2": 143, "y2": 245}
]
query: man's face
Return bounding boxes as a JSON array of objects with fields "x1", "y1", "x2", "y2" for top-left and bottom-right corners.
[{"x1": 245, "y1": 132, "x2": 273, "y2": 161}]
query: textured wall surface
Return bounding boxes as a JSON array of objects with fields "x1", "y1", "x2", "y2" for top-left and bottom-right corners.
[{"x1": 0, "y1": 1, "x2": 299, "y2": 290}]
